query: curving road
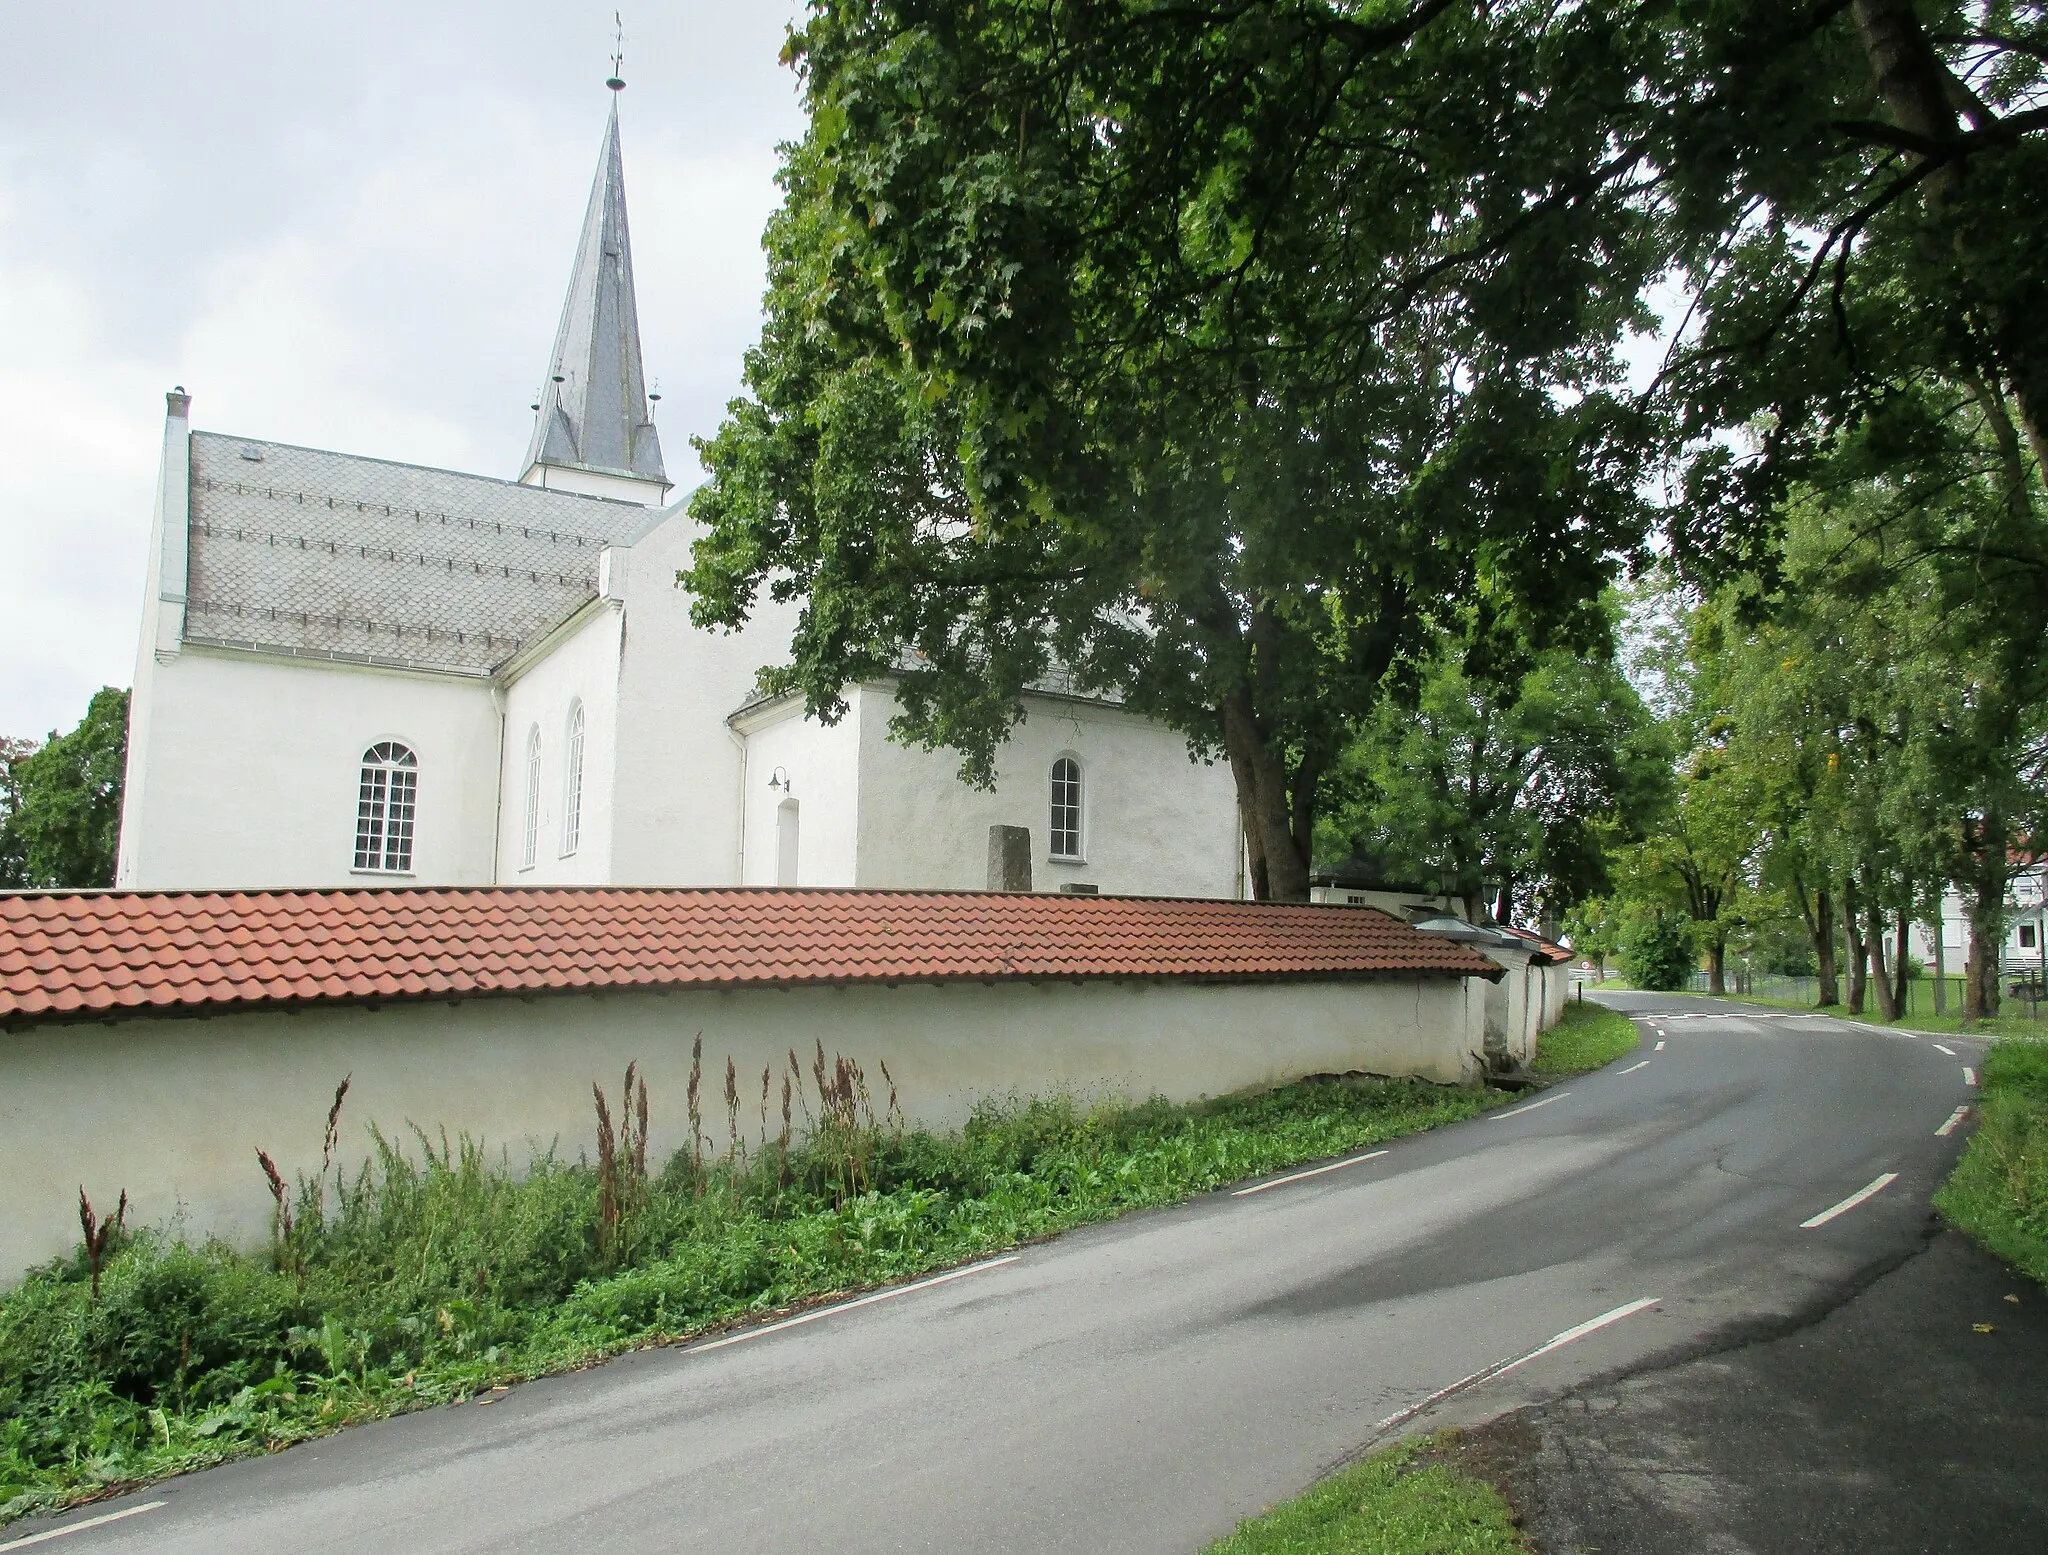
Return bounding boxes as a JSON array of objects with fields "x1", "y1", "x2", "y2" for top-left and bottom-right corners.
[{"x1": 2, "y1": 993, "x2": 1988, "y2": 1554}]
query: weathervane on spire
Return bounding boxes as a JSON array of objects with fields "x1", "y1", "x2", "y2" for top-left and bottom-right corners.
[{"x1": 606, "y1": 12, "x2": 626, "y2": 91}]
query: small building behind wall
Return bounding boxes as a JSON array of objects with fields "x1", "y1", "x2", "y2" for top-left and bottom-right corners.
[
  {"x1": 1410, "y1": 917, "x2": 1572, "y2": 1069},
  {"x1": 0, "y1": 887, "x2": 1499, "y2": 1282}
]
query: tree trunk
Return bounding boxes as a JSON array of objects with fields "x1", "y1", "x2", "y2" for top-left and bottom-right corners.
[
  {"x1": 1707, "y1": 933, "x2": 1726, "y2": 996},
  {"x1": 1798, "y1": 875, "x2": 1840, "y2": 1007},
  {"x1": 1868, "y1": 892, "x2": 1900, "y2": 1021},
  {"x1": 1851, "y1": 0, "x2": 2048, "y2": 473},
  {"x1": 1932, "y1": 891, "x2": 1947, "y2": 1015},
  {"x1": 1844, "y1": 879, "x2": 1868, "y2": 1015},
  {"x1": 1893, "y1": 899, "x2": 1910, "y2": 1017},
  {"x1": 1218, "y1": 686, "x2": 1311, "y2": 902},
  {"x1": 1965, "y1": 874, "x2": 2005, "y2": 1021}
]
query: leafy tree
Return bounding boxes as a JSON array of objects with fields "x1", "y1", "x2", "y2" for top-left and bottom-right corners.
[
  {"x1": 1317, "y1": 614, "x2": 1669, "y2": 925},
  {"x1": 1622, "y1": 911, "x2": 1695, "y2": 992},
  {"x1": 685, "y1": 1, "x2": 1657, "y2": 899},
  {"x1": 0, "y1": 688, "x2": 129, "y2": 889}
]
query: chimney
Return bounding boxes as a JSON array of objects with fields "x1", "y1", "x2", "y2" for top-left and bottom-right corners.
[{"x1": 166, "y1": 386, "x2": 191, "y2": 418}]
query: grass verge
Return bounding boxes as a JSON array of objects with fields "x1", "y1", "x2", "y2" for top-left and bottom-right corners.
[
  {"x1": 1203, "y1": 1435, "x2": 1529, "y2": 1554},
  {"x1": 0, "y1": 1064, "x2": 1504, "y2": 1525},
  {"x1": 1691, "y1": 987, "x2": 2046, "y2": 1041},
  {"x1": 1936, "y1": 1039, "x2": 2048, "y2": 1289},
  {"x1": 1532, "y1": 999, "x2": 1640, "y2": 1078}
]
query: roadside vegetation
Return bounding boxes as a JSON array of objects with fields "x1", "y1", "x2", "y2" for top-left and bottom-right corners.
[
  {"x1": 1937, "y1": 1039, "x2": 2048, "y2": 1290},
  {"x1": 1203, "y1": 1435, "x2": 1528, "y2": 1555},
  {"x1": 0, "y1": 1053, "x2": 1504, "y2": 1524},
  {"x1": 1531, "y1": 1001, "x2": 1639, "y2": 1079}
]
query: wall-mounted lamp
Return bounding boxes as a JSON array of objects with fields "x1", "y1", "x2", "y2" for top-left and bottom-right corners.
[{"x1": 767, "y1": 766, "x2": 792, "y2": 794}]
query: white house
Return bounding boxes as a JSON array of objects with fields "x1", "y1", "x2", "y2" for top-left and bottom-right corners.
[
  {"x1": 1907, "y1": 862, "x2": 2048, "y2": 988},
  {"x1": 115, "y1": 94, "x2": 1242, "y2": 897}
]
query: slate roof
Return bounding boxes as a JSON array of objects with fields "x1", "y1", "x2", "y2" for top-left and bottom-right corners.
[
  {"x1": 183, "y1": 433, "x2": 661, "y2": 674},
  {"x1": 0, "y1": 888, "x2": 1499, "y2": 1026}
]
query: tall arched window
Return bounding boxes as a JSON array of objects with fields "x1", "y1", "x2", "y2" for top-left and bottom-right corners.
[
  {"x1": 560, "y1": 702, "x2": 585, "y2": 856},
  {"x1": 1049, "y1": 756, "x2": 1083, "y2": 860},
  {"x1": 520, "y1": 725, "x2": 541, "y2": 869},
  {"x1": 353, "y1": 742, "x2": 417, "y2": 873}
]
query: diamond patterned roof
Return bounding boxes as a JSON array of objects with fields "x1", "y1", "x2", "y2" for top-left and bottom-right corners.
[
  {"x1": 0, "y1": 888, "x2": 1498, "y2": 1025},
  {"x1": 183, "y1": 433, "x2": 661, "y2": 674}
]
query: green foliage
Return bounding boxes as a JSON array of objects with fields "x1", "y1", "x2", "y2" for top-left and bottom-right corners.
[
  {"x1": 1531, "y1": 1002, "x2": 1640, "y2": 1079},
  {"x1": 1623, "y1": 914, "x2": 1695, "y2": 992},
  {"x1": 1936, "y1": 1040, "x2": 2048, "y2": 1290},
  {"x1": 1203, "y1": 1436, "x2": 1528, "y2": 1554},
  {"x1": 1318, "y1": 609, "x2": 1670, "y2": 921},
  {"x1": 0, "y1": 688, "x2": 128, "y2": 890},
  {"x1": 686, "y1": 2, "x2": 1656, "y2": 898},
  {"x1": 0, "y1": 1071, "x2": 1498, "y2": 1523}
]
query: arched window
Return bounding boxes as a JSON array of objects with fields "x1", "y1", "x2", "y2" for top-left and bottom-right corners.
[
  {"x1": 1049, "y1": 756, "x2": 1083, "y2": 860},
  {"x1": 560, "y1": 702, "x2": 585, "y2": 856},
  {"x1": 520, "y1": 725, "x2": 541, "y2": 869},
  {"x1": 353, "y1": 742, "x2": 417, "y2": 873}
]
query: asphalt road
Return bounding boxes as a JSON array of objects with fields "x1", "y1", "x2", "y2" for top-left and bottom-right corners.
[{"x1": 3, "y1": 992, "x2": 1988, "y2": 1555}]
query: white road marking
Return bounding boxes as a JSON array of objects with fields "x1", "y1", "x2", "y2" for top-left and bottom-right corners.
[
  {"x1": 1964, "y1": 1067, "x2": 1978, "y2": 1087},
  {"x1": 1233, "y1": 1149, "x2": 1390, "y2": 1197},
  {"x1": 1618, "y1": 1060, "x2": 1651, "y2": 1075},
  {"x1": 688, "y1": 1256, "x2": 1019, "y2": 1354},
  {"x1": 1800, "y1": 1172, "x2": 1899, "y2": 1229},
  {"x1": 1372, "y1": 1297, "x2": 1661, "y2": 1433},
  {"x1": 0, "y1": 1503, "x2": 168, "y2": 1551},
  {"x1": 1489, "y1": 1091, "x2": 1571, "y2": 1121},
  {"x1": 1936, "y1": 1107, "x2": 1970, "y2": 1137},
  {"x1": 1654, "y1": 1039, "x2": 1666, "y2": 1051},
  {"x1": 1932, "y1": 1043, "x2": 1957, "y2": 1056}
]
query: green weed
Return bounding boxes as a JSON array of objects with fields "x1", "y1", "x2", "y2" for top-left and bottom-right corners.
[
  {"x1": 1204, "y1": 1437, "x2": 1529, "y2": 1554},
  {"x1": 1531, "y1": 1001, "x2": 1640, "y2": 1077},
  {"x1": 0, "y1": 1062, "x2": 1499, "y2": 1524},
  {"x1": 1936, "y1": 1038, "x2": 2048, "y2": 1288}
]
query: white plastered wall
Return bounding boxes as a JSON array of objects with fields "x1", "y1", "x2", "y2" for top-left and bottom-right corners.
[
  {"x1": 733, "y1": 697, "x2": 862, "y2": 886},
  {"x1": 496, "y1": 603, "x2": 625, "y2": 884},
  {"x1": 116, "y1": 648, "x2": 500, "y2": 889},
  {"x1": 851, "y1": 686, "x2": 1242, "y2": 896},
  {"x1": 0, "y1": 972, "x2": 1484, "y2": 1280},
  {"x1": 605, "y1": 507, "x2": 804, "y2": 886}
]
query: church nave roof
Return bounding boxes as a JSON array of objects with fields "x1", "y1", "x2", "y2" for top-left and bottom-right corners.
[{"x1": 183, "y1": 432, "x2": 659, "y2": 676}]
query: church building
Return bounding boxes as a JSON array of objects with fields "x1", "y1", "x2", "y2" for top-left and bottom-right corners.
[{"x1": 115, "y1": 95, "x2": 1244, "y2": 898}]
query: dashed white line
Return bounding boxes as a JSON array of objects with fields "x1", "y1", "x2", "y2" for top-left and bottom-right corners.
[
  {"x1": 1234, "y1": 1149, "x2": 1390, "y2": 1197},
  {"x1": 1800, "y1": 1172, "x2": 1899, "y2": 1229},
  {"x1": 688, "y1": 1256, "x2": 1019, "y2": 1354},
  {"x1": 1932, "y1": 1043, "x2": 1957, "y2": 1056},
  {"x1": 1654, "y1": 1039, "x2": 1666, "y2": 1052},
  {"x1": 0, "y1": 1503, "x2": 168, "y2": 1551},
  {"x1": 1936, "y1": 1107, "x2": 1970, "y2": 1137},
  {"x1": 1373, "y1": 1297, "x2": 1662, "y2": 1433},
  {"x1": 1489, "y1": 1091, "x2": 1571, "y2": 1121},
  {"x1": 1618, "y1": 1060, "x2": 1651, "y2": 1075},
  {"x1": 1964, "y1": 1067, "x2": 1978, "y2": 1087}
]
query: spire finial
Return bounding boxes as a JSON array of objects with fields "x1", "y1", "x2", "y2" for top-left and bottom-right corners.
[{"x1": 606, "y1": 11, "x2": 626, "y2": 91}]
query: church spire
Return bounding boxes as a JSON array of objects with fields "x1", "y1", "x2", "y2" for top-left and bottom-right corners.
[{"x1": 520, "y1": 89, "x2": 669, "y2": 504}]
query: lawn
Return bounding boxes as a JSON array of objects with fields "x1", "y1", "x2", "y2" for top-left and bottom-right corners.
[
  {"x1": 0, "y1": 1062, "x2": 1507, "y2": 1526},
  {"x1": 1936, "y1": 1038, "x2": 2048, "y2": 1290},
  {"x1": 1204, "y1": 1436, "x2": 1528, "y2": 1554},
  {"x1": 1531, "y1": 999, "x2": 1640, "y2": 1077}
]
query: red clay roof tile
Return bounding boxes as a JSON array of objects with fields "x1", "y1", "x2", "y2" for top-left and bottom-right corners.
[{"x1": 0, "y1": 887, "x2": 1498, "y2": 1026}]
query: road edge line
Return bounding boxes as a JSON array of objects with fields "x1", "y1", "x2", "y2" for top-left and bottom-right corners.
[
  {"x1": 0, "y1": 1502, "x2": 168, "y2": 1552},
  {"x1": 687, "y1": 1255, "x2": 1021, "y2": 1355},
  {"x1": 1233, "y1": 1150, "x2": 1391, "y2": 1197},
  {"x1": 1800, "y1": 1172, "x2": 1899, "y2": 1229}
]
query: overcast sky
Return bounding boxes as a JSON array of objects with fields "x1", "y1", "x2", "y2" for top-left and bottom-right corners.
[{"x1": 0, "y1": 1, "x2": 807, "y2": 740}]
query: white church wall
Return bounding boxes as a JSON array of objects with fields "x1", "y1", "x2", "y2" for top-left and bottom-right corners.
[
  {"x1": 496, "y1": 603, "x2": 624, "y2": 884},
  {"x1": 733, "y1": 695, "x2": 862, "y2": 886},
  {"x1": 0, "y1": 973, "x2": 1480, "y2": 1279},
  {"x1": 116, "y1": 649, "x2": 499, "y2": 890},
  {"x1": 607, "y1": 508, "x2": 807, "y2": 886},
  {"x1": 852, "y1": 687, "x2": 1242, "y2": 896}
]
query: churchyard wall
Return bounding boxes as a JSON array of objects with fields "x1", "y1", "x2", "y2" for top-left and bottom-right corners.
[{"x1": 0, "y1": 974, "x2": 1484, "y2": 1280}]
